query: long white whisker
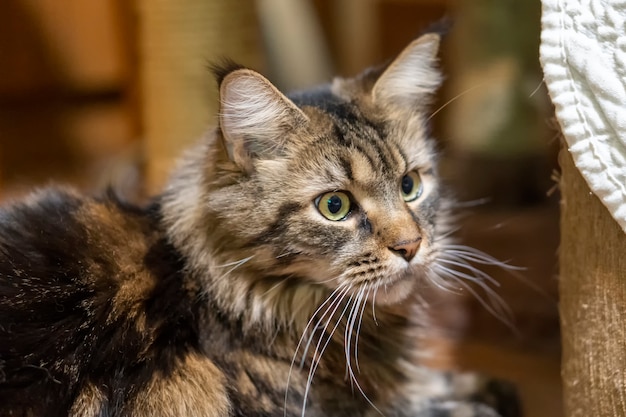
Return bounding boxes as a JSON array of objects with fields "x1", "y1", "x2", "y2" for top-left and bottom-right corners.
[
  {"x1": 298, "y1": 286, "x2": 350, "y2": 368},
  {"x1": 447, "y1": 251, "x2": 516, "y2": 267},
  {"x1": 453, "y1": 198, "x2": 492, "y2": 208},
  {"x1": 212, "y1": 256, "x2": 255, "y2": 285},
  {"x1": 261, "y1": 279, "x2": 286, "y2": 297},
  {"x1": 342, "y1": 286, "x2": 383, "y2": 416},
  {"x1": 437, "y1": 258, "x2": 500, "y2": 287},
  {"x1": 426, "y1": 265, "x2": 465, "y2": 293},
  {"x1": 436, "y1": 263, "x2": 491, "y2": 289},
  {"x1": 528, "y1": 79, "x2": 545, "y2": 98},
  {"x1": 434, "y1": 226, "x2": 462, "y2": 241},
  {"x1": 343, "y1": 291, "x2": 359, "y2": 393},
  {"x1": 316, "y1": 276, "x2": 344, "y2": 284},
  {"x1": 354, "y1": 285, "x2": 370, "y2": 374},
  {"x1": 442, "y1": 245, "x2": 524, "y2": 270},
  {"x1": 372, "y1": 286, "x2": 379, "y2": 326},
  {"x1": 302, "y1": 291, "x2": 352, "y2": 417},
  {"x1": 427, "y1": 83, "x2": 486, "y2": 121},
  {"x1": 435, "y1": 264, "x2": 514, "y2": 327},
  {"x1": 284, "y1": 285, "x2": 347, "y2": 417},
  {"x1": 444, "y1": 245, "x2": 553, "y2": 300},
  {"x1": 214, "y1": 255, "x2": 255, "y2": 269},
  {"x1": 344, "y1": 287, "x2": 364, "y2": 382},
  {"x1": 344, "y1": 288, "x2": 362, "y2": 383}
]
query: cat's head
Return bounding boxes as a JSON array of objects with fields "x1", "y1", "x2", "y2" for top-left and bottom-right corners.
[{"x1": 169, "y1": 33, "x2": 447, "y2": 306}]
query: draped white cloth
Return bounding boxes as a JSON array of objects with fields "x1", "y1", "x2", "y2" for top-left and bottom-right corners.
[{"x1": 540, "y1": 0, "x2": 626, "y2": 232}]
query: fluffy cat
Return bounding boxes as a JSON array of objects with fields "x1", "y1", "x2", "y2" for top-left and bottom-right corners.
[{"x1": 0, "y1": 32, "x2": 519, "y2": 417}]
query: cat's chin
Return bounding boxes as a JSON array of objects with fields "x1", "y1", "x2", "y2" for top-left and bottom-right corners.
[{"x1": 363, "y1": 272, "x2": 419, "y2": 306}]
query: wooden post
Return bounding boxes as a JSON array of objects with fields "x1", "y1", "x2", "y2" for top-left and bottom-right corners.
[
  {"x1": 559, "y1": 147, "x2": 626, "y2": 417},
  {"x1": 136, "y1": 0, "x2": 263, "y2": 193}
]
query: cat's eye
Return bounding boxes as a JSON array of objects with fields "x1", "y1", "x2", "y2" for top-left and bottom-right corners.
[
  {"x1": 400, "y1": 171, "x2": 423, "y2": 202},
  {"x1": 316, "y1": 192, "x2": 351, "y2": 221}
]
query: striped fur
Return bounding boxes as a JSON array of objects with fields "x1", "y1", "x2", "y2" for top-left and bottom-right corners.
[{"x1": 0, "y1": 33, "x2": 519, "y2": 416}]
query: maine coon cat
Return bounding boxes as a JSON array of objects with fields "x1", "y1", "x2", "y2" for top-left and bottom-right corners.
[{"x1": 0, "y1": 32, "x2": 519, "y2": 417}]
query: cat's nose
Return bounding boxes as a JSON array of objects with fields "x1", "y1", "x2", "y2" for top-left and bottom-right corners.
[{"x1": 389, "y1": 238, "x2": 422, "y2": 262}]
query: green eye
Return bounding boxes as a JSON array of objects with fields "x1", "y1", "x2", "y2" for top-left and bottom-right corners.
[
  {"x1": 400, "y1": 171, "x2": 423, "y2": 202},
  {"x1": 316, "y1": 192, "x2": 351, "y2": 221}
]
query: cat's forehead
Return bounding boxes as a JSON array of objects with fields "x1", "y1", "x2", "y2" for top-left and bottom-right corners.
[
  {"x1": 290, "y1": 87, "x2": 386, "y2": 152},
  {"x1": 288, "y1": 86, "x2": 434, "y2": 174},
  {"x1": 289, "y1": 86, "x2": 364, "y2": 125}
]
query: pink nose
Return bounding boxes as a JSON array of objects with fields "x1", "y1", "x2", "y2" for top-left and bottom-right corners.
[{"x1": 389, "y1": 238, "x2": 422, "y2": 262}]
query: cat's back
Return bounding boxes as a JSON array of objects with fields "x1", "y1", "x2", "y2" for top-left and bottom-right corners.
[
  {"x1": 0, "y1": 187, "x2": 160, "y2": 315},
  {"x1": 0, "y1": 187, "x2": 156, "y2": 278},
  {"x1": 0, "y1": 188, "x2": 220, "y2": 416}
]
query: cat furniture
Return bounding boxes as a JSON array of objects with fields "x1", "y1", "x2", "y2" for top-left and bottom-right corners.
[{"x1": 541, "y1": 1, "x2": 626, "y2": 416}]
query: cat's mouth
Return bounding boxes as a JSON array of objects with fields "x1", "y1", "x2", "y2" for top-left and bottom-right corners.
[{"x1": 345, "y1": 264, "x2": 422, "y2": 306}]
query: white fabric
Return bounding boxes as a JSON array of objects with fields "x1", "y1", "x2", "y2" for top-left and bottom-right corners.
[{"x1": 540, "y1": 0, "x2": 626, "y2": 232}]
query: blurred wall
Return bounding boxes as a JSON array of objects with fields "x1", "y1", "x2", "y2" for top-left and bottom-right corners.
[
  {"x1": 0, "y1": 0, "x2": 451, "y2": 196},
  {"x1": 0, "y1": 0, "x2": 136, "y2": 194}
]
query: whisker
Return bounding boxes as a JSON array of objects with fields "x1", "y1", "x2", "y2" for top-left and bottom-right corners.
[
  {"x1": 214, "y1": 255, "x2": 255, "y2": 269},
  {"x1": 442, "y1": 243, "x2": 555, "y2": 300},
  {"x1": 528, "y1": 79, "x2": 545, "y2": 98},
  {"x1": 309, "y1": 293, "x2": 351, "y2": 375},
  {"x1": 453, "y1": 198, "x2": 492, "y2": 208},
  {"x1": 437, "y1": 258, "x2": 500, "y2": 287},
  {"x1": 446, "y1": 250, "x2": 513, "y2": 267},
  {"x1": 302, "y1": 291, "x2": 352, "y2": 417},
  {"x1": 434, "y1": 264, "x2": 515, "y2": 329},
  {"x1": 425, "y1": 266, "x2": 465, "y2": 293},
  {"x1": 284, "y1": 285, "x2": 348, "y2": 417},
  {"x1": 344, "y1": 289, "x2": 362, "y2": 392},
  {"x1": 427, "y1": 83, "x2": 485, "y2": 121},
  {"x1": 354, "y1": 285, "x2": 371, "y2": 374},
  {"x1": 342, "y1": 287, "x2": 384, "y2": 417},
  {"x1": 346, "y1": 289, "x2": 383, "y2": 416},
  {"x1": 298, "y1": 286, "x2": 350, "y2": 368},
  {"x1": 344, "y1": 287, "x2": 364, "y2": 382},
  {"x1": 444, "y1": 246, "x2": 553, "y2": 301},
  {"x1": 434, "y1": 225, "x2": 462, "y2": 241},
  {"x1": 261, "y1": 279, "x2": 287, "y2": 297},
  {"x1": 316, "y1": 276, "x2": 343, "y2": 284},
  {"x1": 442, "y1": 244, "x2": 524, "y2": 270},
  {"x1": 372, "y1": 286, "x2": 379, "y2": 326},
  {"x1": 212, "y1": 256, "x2": 255, "y2": 284}
]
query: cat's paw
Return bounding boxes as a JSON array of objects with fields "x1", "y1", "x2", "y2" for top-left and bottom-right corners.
[
  {"x1": 421, "y1": 400, "x2": 508, "y2": 417},
  {"x1": 469, "y1": 378, "x2": 521, "y2": 417},
  {"x1": 446, "y1": 373, "x2": 521, "y2": 417}
]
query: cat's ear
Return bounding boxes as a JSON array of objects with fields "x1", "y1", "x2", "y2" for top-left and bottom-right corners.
[
  {"x1": 218, "y1": 68, "x2": 309, "y2": 171},
  {"x1": 372, "y1": 33, "x2": 442, "y2": 112}
]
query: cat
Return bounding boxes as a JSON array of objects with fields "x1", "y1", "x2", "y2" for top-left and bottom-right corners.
[{"x1": 0, "y1": 32, "x2": 520, "y2": 417}]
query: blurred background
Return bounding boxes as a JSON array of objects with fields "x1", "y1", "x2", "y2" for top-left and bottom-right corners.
[{"x1": 0, "y1": 1, "x2": 560, "y2": 415}]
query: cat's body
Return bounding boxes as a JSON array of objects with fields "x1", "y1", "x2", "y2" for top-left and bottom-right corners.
[{"x1": 0, "y1": 33, "x2": 519, "y2": 416}]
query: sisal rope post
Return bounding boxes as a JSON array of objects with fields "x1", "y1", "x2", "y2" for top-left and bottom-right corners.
[
  {"x1": 136, "y1": 0, "x2": 264, "y2": 193},
  {"x1": 559, "y1": 147, "x2": 626, "y2": 417}
]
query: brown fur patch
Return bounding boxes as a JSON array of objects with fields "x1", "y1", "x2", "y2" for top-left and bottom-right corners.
[
  {"x1": 70, "y1": 383, "x2": 107, "y2": 417},
  {"x1": 75, "y1": 201, "x2": 158, "y2": 327},
  {"x1": 128, "y1": 352, "x2": 230, "y2": 417}
]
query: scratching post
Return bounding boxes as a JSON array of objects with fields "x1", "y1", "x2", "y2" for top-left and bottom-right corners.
[
  {"x1": 559, "y1": 148, "x2": 626, "y2": 417},
  {"x1": 137, "y1": 0, "x2": 263, "y2": 192}
]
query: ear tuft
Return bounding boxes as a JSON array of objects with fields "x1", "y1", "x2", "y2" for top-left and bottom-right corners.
[
  {"x1": 210, "y1": 59, "x2": 247, "y2": 86},
  {"x1": 372, "y1": 33, "x2": 442, "y2": 111},
  {"x1": 219, "y1": 69, "x2": 308, "y2": 171}
]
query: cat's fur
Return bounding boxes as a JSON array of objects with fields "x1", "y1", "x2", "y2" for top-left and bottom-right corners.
[{"x1": 0, "y1": 33, "x2": 519, "y2": 417}]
